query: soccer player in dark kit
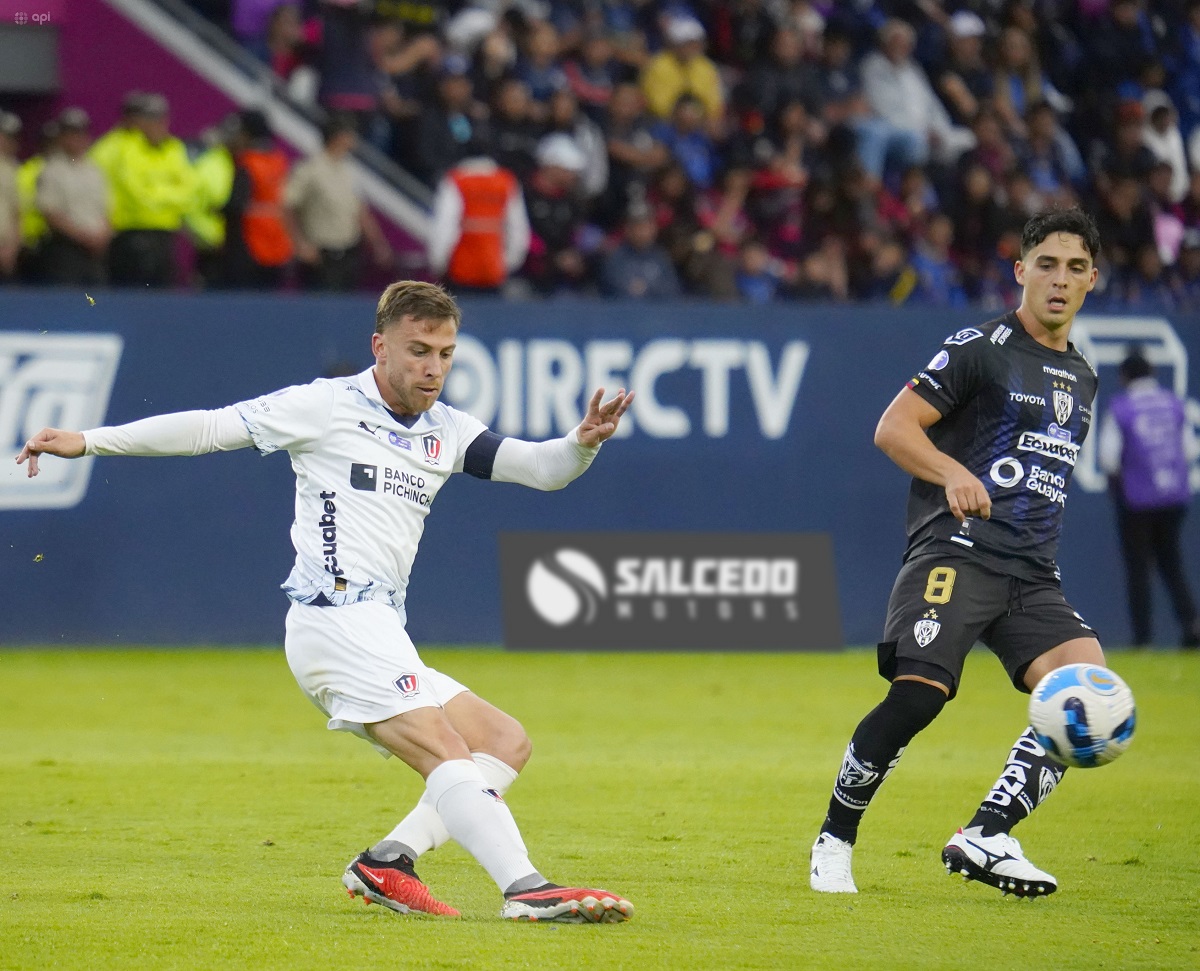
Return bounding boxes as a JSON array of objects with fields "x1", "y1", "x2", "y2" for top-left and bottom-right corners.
[{"x1": 809, "y1": 207, "x2": 1114, "y2": 897}]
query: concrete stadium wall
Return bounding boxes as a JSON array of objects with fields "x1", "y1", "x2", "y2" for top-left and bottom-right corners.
[{"x1": 2, "y1": 290, "x2": 1198, "y2": 648}]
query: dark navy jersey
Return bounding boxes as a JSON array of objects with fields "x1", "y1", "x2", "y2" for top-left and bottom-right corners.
[{"x1": 903, "y1": 312, "x2": 1098, "y2": 580}]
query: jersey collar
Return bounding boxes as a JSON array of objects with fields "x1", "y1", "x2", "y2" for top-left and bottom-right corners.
[{"x1": 356, "y1": 367, "x2": 435, "y2": 429}]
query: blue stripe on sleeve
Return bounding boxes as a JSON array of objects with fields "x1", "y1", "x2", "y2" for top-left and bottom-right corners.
[{"x1": 463, "y1": 430, "x2": 505, "y2": 479}]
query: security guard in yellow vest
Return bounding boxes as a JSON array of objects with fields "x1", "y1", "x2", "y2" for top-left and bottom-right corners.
[
  {"x1": 103, "y1": 93, "x2": 197, "y2": 287},
  {"x1": 14, "y1": 120, "x2": 58, "y2": 281}
]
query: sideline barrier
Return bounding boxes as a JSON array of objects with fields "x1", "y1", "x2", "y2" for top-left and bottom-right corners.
[{"x1": 2, "y1": 290, "x2": 1197, "y2": 647}]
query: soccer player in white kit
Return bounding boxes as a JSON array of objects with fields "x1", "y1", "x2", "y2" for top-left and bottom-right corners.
[{"x1": 17, "y1": 281, "x2": 635, "y2": 923}]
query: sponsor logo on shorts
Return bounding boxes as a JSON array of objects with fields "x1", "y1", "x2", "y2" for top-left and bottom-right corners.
[
  {"x1": 394, "y1": 673, "x2": 420, "y2": 697},
  {"x1": 483, "y1": 788, "x2": 505, "y2": 803},
  {"x1": 913, "y1": 609, "x2": 941, "y2": 647}
]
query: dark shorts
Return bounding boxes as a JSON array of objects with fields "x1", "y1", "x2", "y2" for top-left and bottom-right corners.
[{"x1": 878, "y1": 553, "x2": 1097, "y2": 700}]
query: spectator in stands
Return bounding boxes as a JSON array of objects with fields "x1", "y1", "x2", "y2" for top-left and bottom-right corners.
[
  {"x1": 187, "y1": 116, "x2": 238, "y2": 289},
  {"x1": 408, "y1": 53, "x2": 485, "y2": 188},
  {"x1": 16, "y1": 121, "x2": 60, "y2": 284},
  {"x1": 1111, "y1": 241, "x2": 1177, "y2": 311},
  {"x1": 370, "y1": 21, "x2": 443, "y2": 155},
  {"x1": 1017, "y1": 100, "x2": 1087, "y2": 204},
  {"x1": 545, "y1": 88, "x2": 608, "y2": 202},
  {"x1": 1083, "y1": 0, "x2": 1161, "y2": 117},
  {"x1": 640, "y1": 15, "x2": 725, "y2": 135},
  {"x1": 233, "y1": 0, "x2": 287, "y2": 54},
  {"x1": 262, "y1": 2, "x2": 319, "y2": 103},
  {"x1": 1096, "y1": 174, "x2": 1157, "y2": 279},
  {"x1": 287, "y1": 114, "x2": 391, "y2": 291},
  {"x1": 523, "y1": 133, "x2": 593, "y2": 294},
  {"x1": 734, "y1": 236, "x2": 789, "y2": 303},
  {"x1": 957, "y1": 108, "x2": 1017, "y2": 185},
  {"x1": 35, "y1": 108, "x2": 112, "y2": 287},
  {"x1": 933, "y1": 10, "x2": 993, "y2": 128},
  {"x1": 516, "y1": 19, "x2": 569, "y2": 119},
  {"x1": 653, "y1": 93, "x2": 720, "y2": 191},
  {"x1": 1090, "y1": 100, "x2": 1157, "y2": 199},
  {"x1": 648, "y1": 160, "x2": 735, "y2": 298},
  {"x1": 598, "y1": 81, "x2": 668, "y2": 231},
  {"x1": 1141, "y1": 90, "x2": 1189, "y2": 203},
  {"x1": 564, "y1": 28, "x2": 621, "y2": 125},
  {"x1": 1170, "y1": 226, "x2": 1200, "y2": 308},
  {"x1": 906, "y1": 212, "x2": 967, "y2": 306},
  {"x1": 0, "y1": 112, "x2": 19, "y2": 282},
  {"x1": 105, "y1": 94, "x2": 197, "y2": 288},
  {"x1": 949, "y1": 161, "x2": 1004, "y2": 300},
  {"x1": 316, "y1": 0, "x2": 383, "y2": 129},
  {"x1": 991, "y1": 25, "x2": 1070, "y2": 140},
  {"x1": 738, "y1": 26, "x2": 821, "y2": 132},
  {"x1": 485, "y1": 78, "x2": 542, "y2": 184},
  {"x1": 427, "y1": 147, "x2": 530, "y2": 295},
  {"x1": 709, "y1": 0, "x2": 775, "y2": 70},
  {"x1": 745, "y1": 97, "x2": 815, "y2": 263},
  {"x1": 1147, "y1": 160, "x2": 1186, "y2": 266},
  {"x1": 599, "y1": 200, "x2": 680, "y2": 298},
  {"x1": 861, "y1": 18, "x2": 974, "y2": 177},
  {"x1": 223, "y1": 109, "x2": 294, "y2": 289}
]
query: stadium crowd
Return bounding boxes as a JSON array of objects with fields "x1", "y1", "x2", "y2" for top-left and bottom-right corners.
[{"x1": 5, "y1": 0, "x2": 1200, "y2": 307}]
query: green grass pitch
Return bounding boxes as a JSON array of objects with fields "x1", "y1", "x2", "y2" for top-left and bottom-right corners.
[{"x1": 1, "y1": 647, "x2": 1197, "y2": 971}]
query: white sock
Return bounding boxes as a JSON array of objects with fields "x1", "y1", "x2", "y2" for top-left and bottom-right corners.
[
  {"x1": 425, "y1": 759, "x2": 538, "y2": 891},
  {"x1": 377, "y1": 753, "x2": 520, "y2": 859}
]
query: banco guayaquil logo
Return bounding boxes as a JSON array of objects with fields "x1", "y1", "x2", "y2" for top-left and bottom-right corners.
[
  {"x1": 526, "y1": 549, "x2": 607, "y2": 625},
  {"x1": 0, "y1": 332, "x2": 123, "y2": 510}
]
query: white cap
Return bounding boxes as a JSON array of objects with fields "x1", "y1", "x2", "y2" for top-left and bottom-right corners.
[
  {"x1": 948, "y1": 10, "x2": 986, "y2": 38},
  {"x1": 665, "y1": 15, "x2": 706, "y2": 45},
  {"x1": 536, "y1": 133, "x2": 586, "y2": 173}
]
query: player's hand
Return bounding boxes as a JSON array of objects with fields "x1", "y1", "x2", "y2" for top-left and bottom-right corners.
[
  {"x1": 577, "y1": 388, "x2": 634, "y2": 447},
  {"x1": 944, "y1": 467, "x2": 991, "y2": 522},
  {"x1": 16, "y1": 428, "x2": 86, "y2": 478}
]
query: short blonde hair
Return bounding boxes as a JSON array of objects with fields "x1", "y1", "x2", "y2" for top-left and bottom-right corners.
[{"x1": 375, "y1": 281, "x2": 462, "y2": 333}]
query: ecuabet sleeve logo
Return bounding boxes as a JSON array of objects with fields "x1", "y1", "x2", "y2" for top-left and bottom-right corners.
[{"x1": 0, "y1": 332, "x2": 123, "y2": 510}]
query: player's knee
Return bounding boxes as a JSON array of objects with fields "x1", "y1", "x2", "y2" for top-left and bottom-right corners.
[
  {"x1": 489, "y1": 714, "x2": 532, "y2": 771},
  {"x1": 885, "y1": 679, "x2": 948, "y2": 735}
]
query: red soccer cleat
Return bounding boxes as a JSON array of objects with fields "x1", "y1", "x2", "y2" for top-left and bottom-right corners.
[
  {"x1": 342, "y1": 851, "x2": 460, "y2": 916},
  {"x1": 500, "y1": 883, "x2": 634, "y2": 923}
]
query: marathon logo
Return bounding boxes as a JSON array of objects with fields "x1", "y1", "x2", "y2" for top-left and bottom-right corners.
[
  {"x1": 1017, "y1": 431, "x2": 1080, "y2": 466},
  {"x1": 1042, "y1": 365, "x2": 1079, "y2": 382}
]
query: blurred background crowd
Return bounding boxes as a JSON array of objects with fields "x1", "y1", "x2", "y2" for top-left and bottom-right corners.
[{"x1": 6, "y1": 0, "x2": 1200, "y2": 307}]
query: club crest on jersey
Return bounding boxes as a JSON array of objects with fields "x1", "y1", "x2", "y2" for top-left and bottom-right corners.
[
  {"x1": 914, "y1": 609, "x2": 941, "y2": 648},
  {"x1": 1053, "y1": 389, "x2": 1073, "y2": 425},
  {"x1": 421, "y1": 433, "x2": 442, "y2": 465},
  {"x1": 394, "y1": 673, "x2": 420, "y2": 697}
]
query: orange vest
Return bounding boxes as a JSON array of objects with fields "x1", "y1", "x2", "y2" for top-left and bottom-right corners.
[
  {"x1": 448, "y1": 167, "x2": 518, "y2": 288},
  {"x1": 239, "y1": 148, "x2": 293, "y2": 267}
]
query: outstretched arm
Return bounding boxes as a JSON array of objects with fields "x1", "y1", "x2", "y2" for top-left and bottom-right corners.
[
  {"x1": 875, "y1": 386, "x2": 991, "y2": 522},
  {"x1": 490, "y1": 388, "x2": 635, "y2": 490},
  {"x1": 16, "y1": 407, "x2": 253, "y2": 478}
]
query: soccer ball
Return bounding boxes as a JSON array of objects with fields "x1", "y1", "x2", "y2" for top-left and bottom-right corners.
[{"x1": 1028, "y1": 663, "x2": 1136, "y2": 768}]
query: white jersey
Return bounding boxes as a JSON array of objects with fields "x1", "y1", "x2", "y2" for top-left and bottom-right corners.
[{"x1": 234, "y1": 368, "x2": 487, "y2": 615}]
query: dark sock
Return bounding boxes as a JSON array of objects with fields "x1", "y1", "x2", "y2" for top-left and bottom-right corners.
[
  {"x1": 822, "y1": 680, "x2": 946, "y2": 844},
  {"x1": 969, "y1": 728, "x2": 1068, "y2": 836}
]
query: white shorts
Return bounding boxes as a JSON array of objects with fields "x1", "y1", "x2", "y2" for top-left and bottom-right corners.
[{"x1": 284, "y1": 599, "x2": 469, "y2": 756}]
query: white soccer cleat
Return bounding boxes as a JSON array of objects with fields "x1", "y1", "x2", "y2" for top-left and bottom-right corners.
[
  {"x1": 941, "y1": 826, "x2": 1057, "y2": 898},
  {"x1": 810, "y1": 833, "x2": 858, "y2": 893}
]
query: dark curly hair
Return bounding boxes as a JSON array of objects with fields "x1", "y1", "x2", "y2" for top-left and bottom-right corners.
[{"x1": 1020, "y1": 207, "x2": 1102, "y2": 262}]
